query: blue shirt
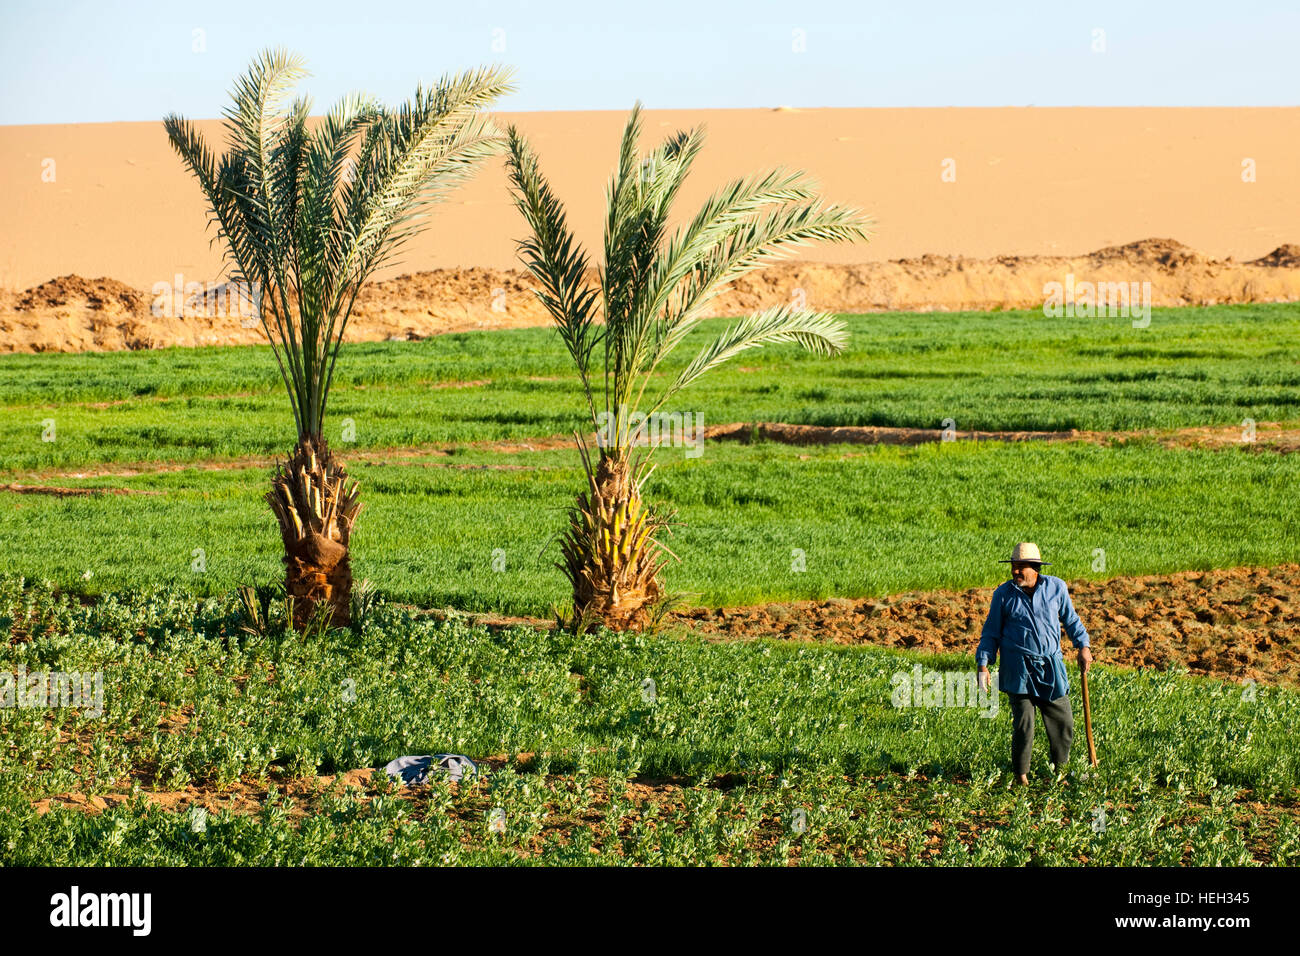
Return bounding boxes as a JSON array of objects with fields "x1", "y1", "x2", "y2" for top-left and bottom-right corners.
[{"x1": 976, "y1": 574, "x2": 1090, "y2": 701}]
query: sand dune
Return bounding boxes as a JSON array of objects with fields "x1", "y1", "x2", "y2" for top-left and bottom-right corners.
[
  {"x1": 2, "y1": 107, "x2": 1298, "y2": 292},
  {"x1": 2, "y1": 107, "x2": 1298, "y2": 352}
]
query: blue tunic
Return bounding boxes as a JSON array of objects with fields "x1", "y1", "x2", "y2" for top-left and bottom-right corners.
[{"x1": 976, "y1": 575, "x2": 1090, "y2": 701}]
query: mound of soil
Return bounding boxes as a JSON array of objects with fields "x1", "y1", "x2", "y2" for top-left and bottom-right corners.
[
  {"x1": 14, "y1": 275, "x2": 146, "y2": 313},
  {"x1": 1251, "y1": 245, "x2": 1300, "y2": 268},
  {"x1": 1086, "y1": 238, "x2": 1206, "y2": 268},
  {"x1": 5, "y1": 238, "x2": 1300, "y2": 353},
  {"x1": 3, "y1": 275, "x2": 161, "y2": 351},
  {"x1": 676, "y1": 564, "x2": 1300, "y2": 687}
]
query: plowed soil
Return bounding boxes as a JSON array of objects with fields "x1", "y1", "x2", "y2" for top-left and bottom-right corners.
[{"x1": 676, "y1": 564, "x2": 1300, "y2": 687}]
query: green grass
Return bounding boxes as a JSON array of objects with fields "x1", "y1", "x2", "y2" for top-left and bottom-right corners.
[
  {"x1": 3, "y1": 303, "x2": 1298, "y2": 473},
  {"x1": 1, "y1": 440, "x2": 1296, "y2": 615},
  {"x1": 2, "y1": 302, "x2": 1296, "y2": 866},
  {"x1": 2, "y1": 578, "x2": 1295, "y2": 865}
]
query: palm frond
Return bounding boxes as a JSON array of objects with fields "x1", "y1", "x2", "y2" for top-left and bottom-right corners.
[
  {"x1": 168, "y1": 50, "x2": 514, "y2": 442},
  {"x1": 298, "y1": 93, "x2": 377, "y2": 320},
  {"x1": 653, "y1": 305, "x2": 848, "y2": 412},
  {"x1": 644, "y1": 166, "x2": 818, "y2": 323},
  {"x1": 504, "y1": 124, "x2": 603, "y2": 423},
  {"x1": 338, "y1": 65, "x2": 515, "y2": 289},
  {"x1": 599, "y1": 105, "x2": 650, "y2": 421},
  {"x1": 220, "y1": 48, "x2": 309, "y2": 299},
  {"x1": 597, "y1": 109, "x2": 712, "y2": 447},
  {"x1": 613, "y1": 124, "x2": 707, "y2": 415},
  {"x1": 645, "y1": 198, "x2": 871, "y2": 378},
  {"x1": 508, "y1": 105, "x2": 870, "y2": 463}
]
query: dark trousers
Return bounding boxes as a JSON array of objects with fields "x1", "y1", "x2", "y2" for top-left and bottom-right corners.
[{"x1": 1007, "y1": 692, "x2": 1074, "y2": 774}]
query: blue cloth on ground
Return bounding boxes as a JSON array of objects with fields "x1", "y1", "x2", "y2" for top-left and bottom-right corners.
[{"x1": 384, "y1": 753, "x2": 478, "y2": 785}]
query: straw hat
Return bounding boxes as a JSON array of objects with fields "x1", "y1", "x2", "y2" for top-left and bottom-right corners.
[{"x1": 998, "y1": 542, "x2": 1051, "y2": 565}]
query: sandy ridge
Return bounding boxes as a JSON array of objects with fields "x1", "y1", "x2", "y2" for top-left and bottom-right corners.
[{"x1": 2, "y1": 238, "x2": 1299, "y2": 354}]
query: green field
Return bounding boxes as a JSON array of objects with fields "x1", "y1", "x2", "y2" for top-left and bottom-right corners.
[
  {"x1": 1, "y1": 303, "x2": 1296, "y2": 866},
  {"x1": 2, "y1": 303, "x2": 1297, "y2": 612},
  {"x1": 1, "y1": 440, "x2": 1296, "y2": 614},
  {"x1": 2, "y1": 579, "x2": 1296, "y2": 865},
  {"x1": 2, "y1": 304, "x2": 1298, "y2": 473}
]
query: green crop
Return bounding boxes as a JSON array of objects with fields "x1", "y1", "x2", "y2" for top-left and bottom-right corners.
[
  {"x1": 2, "y1": 577, "x2": 1295, "y2": 866},
  {"x1": 3, "y1": 304, "x2": 1298, "y2": 474},
  {"x1": 1, "y1": 439, "x2": 1295, "y2": 615}
]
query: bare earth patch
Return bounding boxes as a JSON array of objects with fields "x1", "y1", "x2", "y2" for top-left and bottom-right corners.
[
  {"x1": 1, "y1": 482, "x2": 162, "y2": 497},
  {"x1": 704, "y1": 420, "x2": 1300, "y2": 453},
  {"x1": 676, "y1": 564, "x2": 1300, "y2": 687},
  {"x1": 704, "y1": 422, "x2": 1073, "y2": 446},
  {"x1": 448, "y1": 564, "x2": 1300, "y2": 690}
]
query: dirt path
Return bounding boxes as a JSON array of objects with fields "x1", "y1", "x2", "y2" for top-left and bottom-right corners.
[
  {"x1": 18, "y1": 439, "x2": 575, "y2": 483},
  {"x1": 705, "y1": 420, "x2": 1300, "y2": 452},
  {"x1": 1, "y1": 482, "x2": 162, "y2": 497},
  {"x1": 48, "y1": 378, "x2": 492, "y2": 412}
]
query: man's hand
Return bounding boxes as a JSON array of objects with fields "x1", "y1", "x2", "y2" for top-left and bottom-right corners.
[
  {"x1": 977, "y1": 666, "x2": 992, "y2": 693},
  {"x1": 1079, "y1": 646, "x2": 1093, "y2": 674}
]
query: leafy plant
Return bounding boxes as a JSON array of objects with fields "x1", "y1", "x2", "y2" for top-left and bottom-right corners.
[
  {"x1": 349, "y1": 577, "x2": 380, "y2": 631},
  {"x1": 505, "y1": 104, "x2": 872, "y2": 630},
  {"x1": 296, "y1": 597, "x2": 338, "y2": 642},
  {"x1": 234, "y1": 583, "x2": 274, "y2": 637},
  {"x1": 3, "y1": 576, "x2": 1297, "y2": 866},
  {"x1": 164, "y1": 48, "x2": 514, "y2": 631}
]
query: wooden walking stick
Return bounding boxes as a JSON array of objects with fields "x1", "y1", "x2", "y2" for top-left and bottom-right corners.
[{"x1": 1081, "y1": 668, "x2": 1098, "y2": 767}]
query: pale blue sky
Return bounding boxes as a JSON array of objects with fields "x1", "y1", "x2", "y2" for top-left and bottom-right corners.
[{"x1": 2, "y1": 0, "x2": 1297, "y2": 124}]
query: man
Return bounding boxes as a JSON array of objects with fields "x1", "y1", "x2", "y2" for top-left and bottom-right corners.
[{"x1": 976, "y1": 542, "x2": 1093, "y2": 785}]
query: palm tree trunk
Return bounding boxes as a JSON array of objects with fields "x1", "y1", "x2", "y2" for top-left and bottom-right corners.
[
  {"x1": 266, "y1": 435, "x2": 362, "y2": 631},
  {"x1": 560, "y1": 450, "x2": 670, "y2": 631}
]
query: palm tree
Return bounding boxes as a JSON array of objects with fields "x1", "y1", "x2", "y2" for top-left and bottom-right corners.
[
  {"x1": 505, "y1": 105, "x2": 872, "y2": 631},
  {"x1": 165, "y1": 49, "x2": 514, "y2": 629}
]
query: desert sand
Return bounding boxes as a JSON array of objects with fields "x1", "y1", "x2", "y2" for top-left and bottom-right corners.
[{"x1": 2, "y1": 107, "x2": 1299, "y2": 352}]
